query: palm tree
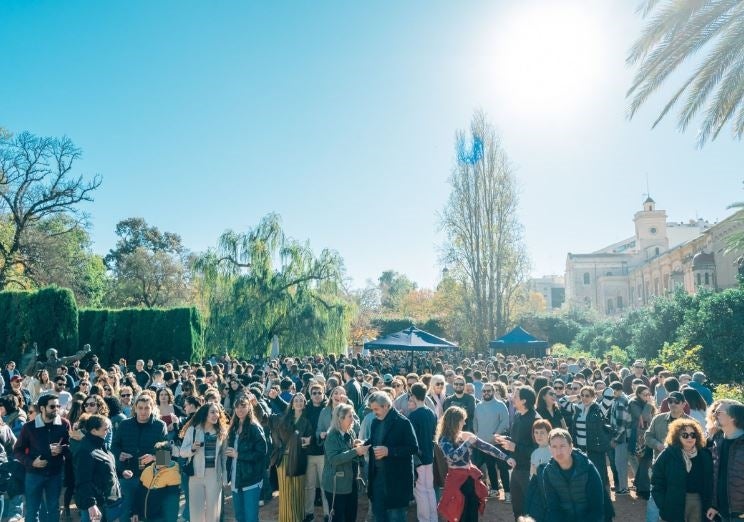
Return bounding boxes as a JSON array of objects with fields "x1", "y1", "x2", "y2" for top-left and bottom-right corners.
[{"x1": 627, "y1": 0, "x2": 744, "y2": 147}]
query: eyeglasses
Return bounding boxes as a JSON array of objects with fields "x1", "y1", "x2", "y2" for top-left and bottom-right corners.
[
  {"x1": 85, "y1": 402, "x2": 97, "y2": 407},
  {"x1": 453, "y1": 382, "x2": 465, "y2": 387},
  {"x1": 714, "y1": 409, "x2": 727, "y2": 417},
  {"x1": 56, "y1": 382, "x2": 66, "y2": 387},
  {"x1": 121, "y1": 394, "x2": 131, "y2": 397},
  {"x1": 311, "y1": 392, "x2": 323, "y2": 395},
  {"x1": 680, "y1": 432, "x2": 698, "y2": 440},
  {"x1": 554, "y1": 386, "x2": 564, "y2": 391},
  {"x1": 104, "y1": 387, "x2": 112, "y2": 391}
]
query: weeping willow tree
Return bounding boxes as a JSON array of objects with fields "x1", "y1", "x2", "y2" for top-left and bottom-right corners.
[{"x1": 194, "y1": 214, "x2": 351, "y2": 356}]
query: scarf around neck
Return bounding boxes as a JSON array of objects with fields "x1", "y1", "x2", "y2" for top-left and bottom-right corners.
[{"x1": 682, "y1": 446, "x2": 698, "y2": 473}]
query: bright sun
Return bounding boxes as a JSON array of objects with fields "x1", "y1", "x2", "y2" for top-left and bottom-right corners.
[{"x1": 485, "y1": 3, "x2": 605, "y2": 119}]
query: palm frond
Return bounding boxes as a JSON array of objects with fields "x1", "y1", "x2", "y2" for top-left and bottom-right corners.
[{"x1": 627, "y1": 0, "x2": 744, "y2": 145}]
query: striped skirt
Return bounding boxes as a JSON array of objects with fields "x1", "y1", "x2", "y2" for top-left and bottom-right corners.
[{"x1": 277, "y1": 460, "x2": 306, "y2": 522}]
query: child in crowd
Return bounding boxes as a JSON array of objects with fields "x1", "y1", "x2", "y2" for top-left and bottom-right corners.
[{"x1": 529, "y1": 419, "x2": 553, "y2": 477}]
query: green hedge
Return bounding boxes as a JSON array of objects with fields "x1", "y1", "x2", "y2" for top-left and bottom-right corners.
[
  {"x1": 370, "y1": 317, "x2": 446, "y2": 338},
  {"x1": 78, "y1": 307, "x2": 204, "y2": 364},
  {"x1": 0, "y1": 287, "x2": 78, "y2": 363}
]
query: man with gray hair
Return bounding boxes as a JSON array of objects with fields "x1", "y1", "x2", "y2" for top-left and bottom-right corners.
[
  {"x1": 689, "y1": 372, "x2": 713, "y2": 405},
  {"x1": 366, "y1": 391, "x2": 418, "y2": 522}
]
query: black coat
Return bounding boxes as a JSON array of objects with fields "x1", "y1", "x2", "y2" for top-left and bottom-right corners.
[
  {"x1": 226, "y1": 422, "x2": 267, "y2": 489},
  {"x1": 74, "y1": 433, "x2": 120, "y2": 510},
  {"x1": 572, "y1": 402, "x2": 611, "y2": 453},
  {"x1": 651, "y1": 445, "x2": 713, "y2": 522},
  {"x1": 367, "y1": 408, "x2": 418, "y2": 510}
]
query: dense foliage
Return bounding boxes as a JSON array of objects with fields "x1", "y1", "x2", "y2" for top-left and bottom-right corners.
[
  {"x1": 519, "y1": 287, "x2": 744, "y2": 384},
  {"x1": 0, "y1": 287, "x2": 79, "y2": 362},
  {"x1": 79, "y1": 307, "x2": 203, "y2": 365}
]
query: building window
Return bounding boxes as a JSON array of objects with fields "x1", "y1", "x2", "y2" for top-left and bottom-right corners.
[
  {"x1": 616, "y1": 295, "x2": 623, "y2": 309},
  {"x1": 607, "y1": 299, "x2": 614, "y2": 314},
  {"x1": 583, "y1": 272, "x2": 590, "y2": 285},
  {"x1": 606, "y1": 271, "x2": 613, "y2": 276},
  {"x1": 655, "y1": 247, "x2": 660, "y2": 256},
  {"x1": 696, "y1": 273, "x2": 702, "y2": 286},
  {"x1": 704, "y1": 272, "x2": 710, "y2": 285}
]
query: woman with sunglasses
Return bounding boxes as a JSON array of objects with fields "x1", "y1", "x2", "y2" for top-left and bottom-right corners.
[
  {"x1": 571, "y1": 386, "x2": 611, "y2": 491},
  {"x1": 536, "y1": 386, "x2": 567, "y2": 431},
  {"x1": 650, "y1": 418, "x2": 713, "y2": 522},
  {"x1": 427, "y1": 375, "x2": 447, "y2": 418}
]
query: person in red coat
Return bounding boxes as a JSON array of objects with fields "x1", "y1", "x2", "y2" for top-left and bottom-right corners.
[{"x1": 437, "y1": 406, "x2": 515, "y2": 521}]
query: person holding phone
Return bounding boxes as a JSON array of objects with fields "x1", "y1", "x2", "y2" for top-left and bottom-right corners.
[
  {"x1": 322, "y1": 403, "x2": 369, "y2": 522},
  {"x1": 74, "y1": 414, "x2": 131, "y2": 522},
  {"x1": 179, "y1": 403, "x2": 229, "y2": 522}
]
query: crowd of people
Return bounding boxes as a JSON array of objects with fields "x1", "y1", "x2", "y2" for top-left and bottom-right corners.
[{"x1": 0, "y1": 348, "x2": 742, "y2": 522}]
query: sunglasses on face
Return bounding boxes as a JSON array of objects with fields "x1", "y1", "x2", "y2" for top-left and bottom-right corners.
[
  {"x1": 121, "y1": 394, "x2": 131, "y2": 397},
  {"x1": 680, "y1": 432, "x2": 697, "y2": 440},
  {"x1": 454, "y1": 383, "x2": 465, "y2": 386},
  {"x1": 56, "y1": 382, "x2": 66, "y2": 387},
  {"x1": 85, "y1": 402, "x2": 97, "y2": 407},
  {"x1": 554, "y1": 386, "x2": 564, "y2": 391},
  {"x1": 311, "y1": 391, "x2": 323, "y2": 395}
]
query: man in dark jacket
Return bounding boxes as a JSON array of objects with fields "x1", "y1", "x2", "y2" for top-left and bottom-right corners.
[
  {"x1": 13, "y1": 393, "x2": 71, "y2": 522},
  {"x1": 367, "y1": 391, "x2": 418, "y2": 522},
  {"x1": 343, "y1": 365, "x2": 363, "y2": 413},
  {"x1": 443, "y1": 376, "x2": 476, "y2": 432},
  {"x1": 708, "y1": 402, "x2": 744, "y2": 522},
  {"x1": 304, "y1": 383, "x2": 328, "y2": 521},
  {"x1": 111, "y1": 393, "x2": 167, "y2": 521}
]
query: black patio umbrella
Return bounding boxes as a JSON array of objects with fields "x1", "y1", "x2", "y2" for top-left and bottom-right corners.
[{"x1": 364, "y1": 326, "x2": 458, "y2": 369}]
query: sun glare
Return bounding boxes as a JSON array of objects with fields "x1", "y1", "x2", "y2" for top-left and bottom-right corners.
[{"x1": 485, "y1": 3, "x2": 605, "y2": 119}]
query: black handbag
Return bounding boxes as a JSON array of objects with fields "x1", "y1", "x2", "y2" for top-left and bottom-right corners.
[{"x1": 182, "y1": 457, "x2": 194, "y2": 477}]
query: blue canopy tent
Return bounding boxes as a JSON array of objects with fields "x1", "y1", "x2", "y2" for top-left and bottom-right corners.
[
  {"x1": 364, "y1": 326, "x2": 458, "y2": 369},
  {"x1": 489, "y1": 326, "x2": 549, "y2": 358}
]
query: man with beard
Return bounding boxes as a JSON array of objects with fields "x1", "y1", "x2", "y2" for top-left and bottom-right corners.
[
  {"x1": 473, "y1": 382, "x2": 510, "y2": 499},
  {"x1": 14, "y1": 394, "x2": 71, "y2": 522}
]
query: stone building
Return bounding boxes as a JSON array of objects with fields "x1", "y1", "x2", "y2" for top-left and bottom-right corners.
[{"x1": 565, "y1": 198, "x2": 744, "y2": 315}]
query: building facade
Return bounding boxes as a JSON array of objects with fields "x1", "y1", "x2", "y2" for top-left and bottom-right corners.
[{"x1": 565, "y1": 198, "x2": 744, "y2": 315}]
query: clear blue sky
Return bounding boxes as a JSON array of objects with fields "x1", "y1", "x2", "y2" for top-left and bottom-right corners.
[{"x1": 1, "y1": 1, "x2": 741, "y2": 289}]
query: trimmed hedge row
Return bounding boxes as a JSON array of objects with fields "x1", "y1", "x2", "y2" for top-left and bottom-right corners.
[
  {"x1": 0, "y1": 287, "x2": 78, "y2": 362},
  {"x1": 371, "y1": 317, "x2": 446, "y2": 338},
  {"x1": 0, "y1": 287, "x2": 204, "y2": 365},
  {"x1": 78, "y1": 307, "x2": 204, "y2": 365}
]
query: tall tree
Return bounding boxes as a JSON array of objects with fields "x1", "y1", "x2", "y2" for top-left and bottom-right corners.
[
  {"x1": 627, "y1": 0, "x2": 744, "y2": 146},
  {"x1": 0, "y1": 131, "x2": 102, "y2": 288},
  {"x1": 104, "y1": 218, "x2": 189, "y2": 308},
  {"x1": 378, "y1": 270, "x2": 417, "y2": 310},
  {"x1": 194, "y1": 213, "x2": 350, "y2": 356},
  {"x1": 440, "y1": 110, "x2": 529, "y2": 349}
]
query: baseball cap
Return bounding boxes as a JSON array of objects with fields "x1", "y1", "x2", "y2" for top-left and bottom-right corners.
[
  {"x1": 668, "y1": 391, "x2": 685, "y2": 402},
  {"x1": 10, "y1": 375, "x2": 23, "y2": 383},
  {"x1": 383, "y1": 373, "x2": 393, "y2": 384}
]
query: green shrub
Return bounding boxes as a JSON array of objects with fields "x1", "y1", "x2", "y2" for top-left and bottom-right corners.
[
  {"x1": 78, "y1": 307, "x2": 204, "y2": 365},
  {"x1": 713, "y1": 384, "x2": 744, "y2": 403},
  {"x1": 0, "y1": 287, "x2": 78, "y2": 363}
]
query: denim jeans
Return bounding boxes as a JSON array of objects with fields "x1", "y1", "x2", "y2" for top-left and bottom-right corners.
[
  {"x1": 232, "y1": 485, "x2": 261, "y2": 522},
  {"x1": 180, "y1": 469, "x2": 191, "y2": 521},
  {"x1": 646, "y1": 495, "x2": 660, "y2": 522},
  {"x1": 119, "y1": 476, "x2": 139, "y2": 521},
  {"x1": 613, "y1": 442, "x2": 629, "y2": 490},
  {"x1": 80, "y1": 499, "x2": 124, "y2": 522},
  {"x1": 25, "y1": 472, "x2": 63, "y2": 522}
]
